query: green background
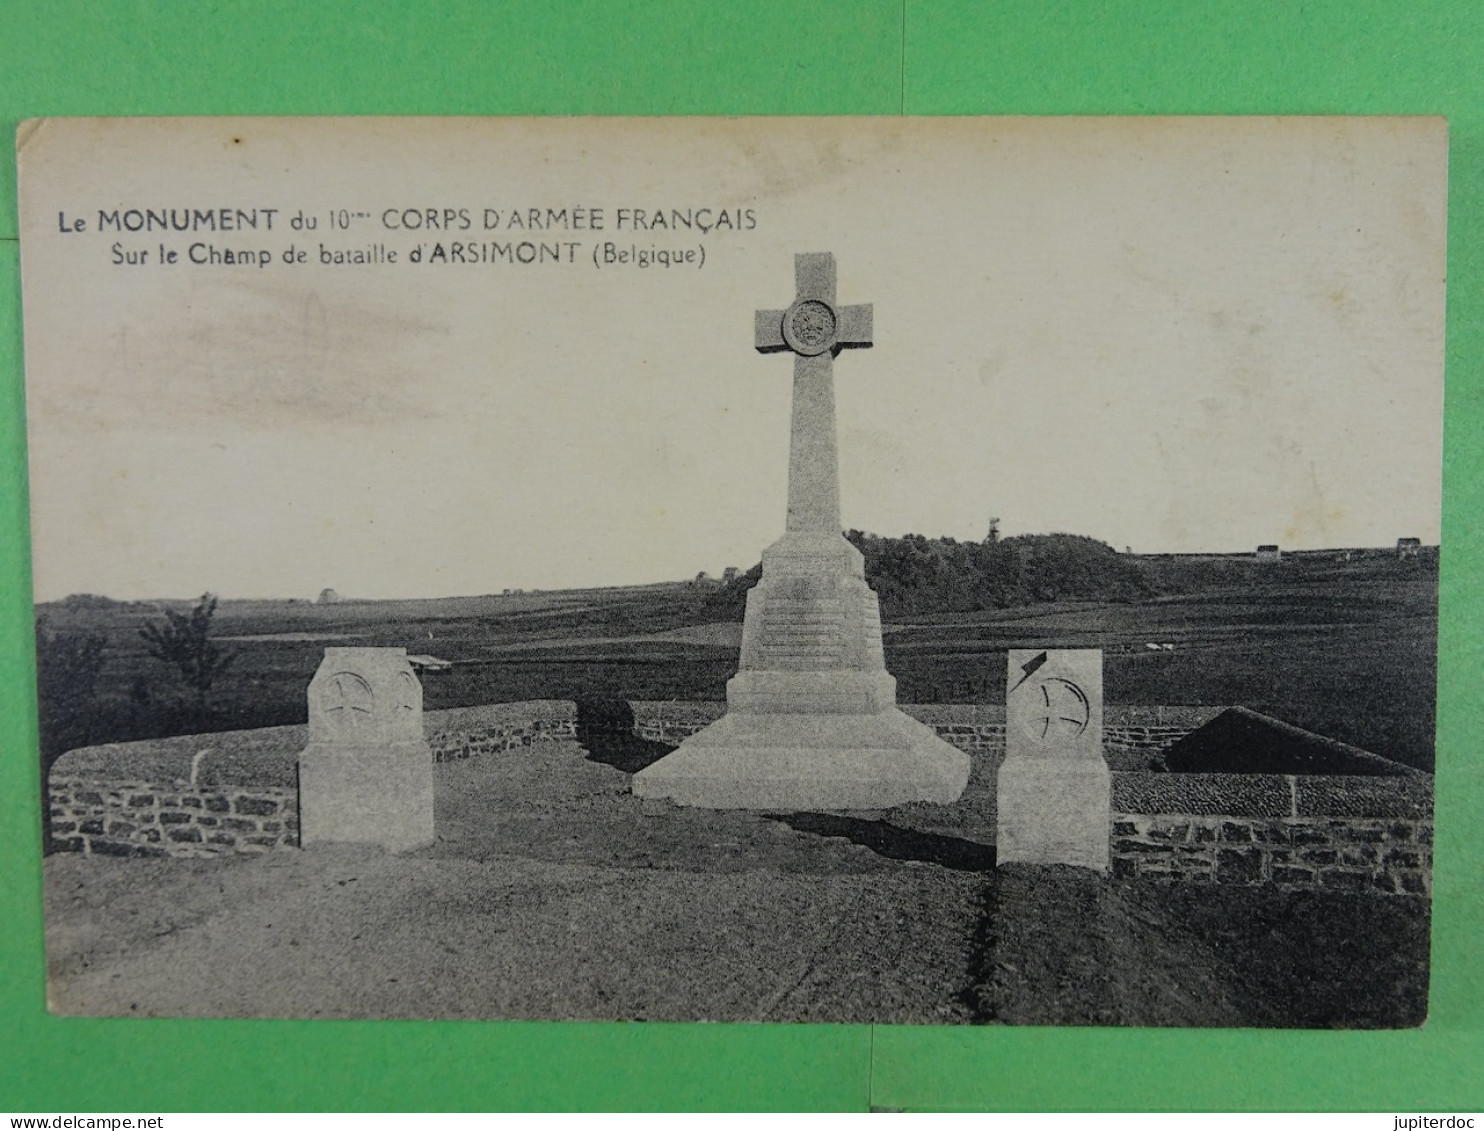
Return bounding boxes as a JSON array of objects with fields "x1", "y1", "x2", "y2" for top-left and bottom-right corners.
[{"x1": 1, "y1": 0, "x2": 1480, "y2": 1112}]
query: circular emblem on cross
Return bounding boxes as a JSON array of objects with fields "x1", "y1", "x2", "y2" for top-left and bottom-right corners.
[
  {"x1": 1021, "y1": 677, "x2": 1091, "y2": 742},
  {"x1": 782, "y1": 299, "x2": 838, "y2": 356}
]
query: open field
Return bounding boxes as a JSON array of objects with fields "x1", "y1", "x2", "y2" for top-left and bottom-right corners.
[{"x1": 37, "y1": 553, "x2": 1439, "y2": 770}]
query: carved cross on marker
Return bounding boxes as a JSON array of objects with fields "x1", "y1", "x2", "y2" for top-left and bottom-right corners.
[
  {"x1": 322, "y1": 671, "x2": 374, "y2": 732},
  {"x1": 754, "y1": 253, "x2": 873, "y2": 534}
]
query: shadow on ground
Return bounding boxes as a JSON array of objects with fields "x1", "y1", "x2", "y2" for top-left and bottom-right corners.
[
  {"x1": 574, "y1": 699, "x2": 676, "y2": 773},
  {"x1": 765, "y1": 812, "x2": 997, "y2": 872}
]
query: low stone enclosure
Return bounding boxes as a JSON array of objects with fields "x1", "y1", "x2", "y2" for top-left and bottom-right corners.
[{"x1": 47, "y1": 700, "x2": 1432, "y2": 896}]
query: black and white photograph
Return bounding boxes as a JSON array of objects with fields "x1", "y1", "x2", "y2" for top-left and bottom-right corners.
[{"x1": 18, "y1": 115, "x2": 1445, "y2": 1026}]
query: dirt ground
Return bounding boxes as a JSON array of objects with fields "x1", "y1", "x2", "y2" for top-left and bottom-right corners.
[{"x1": 43, "y1": 739, "x2": 1430, "y2": 1026}]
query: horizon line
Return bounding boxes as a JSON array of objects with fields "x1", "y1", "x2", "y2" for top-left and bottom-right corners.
[{"x1": 33, "y1": 538, "x2": 1440, "y2": 607}]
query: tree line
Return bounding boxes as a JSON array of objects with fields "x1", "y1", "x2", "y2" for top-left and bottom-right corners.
[{"x1": 704, "y1": 531, "x2": 1154, "y2": 620}]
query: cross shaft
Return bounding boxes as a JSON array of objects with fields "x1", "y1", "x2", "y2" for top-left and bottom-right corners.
[{"x1": 754, "y1": 253, "x2": 873, "y2": 534}]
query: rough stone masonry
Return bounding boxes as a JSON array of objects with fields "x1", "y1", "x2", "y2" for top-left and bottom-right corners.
[{"x1": 633, "y1": 252, "x2": 970, "y2": 808}]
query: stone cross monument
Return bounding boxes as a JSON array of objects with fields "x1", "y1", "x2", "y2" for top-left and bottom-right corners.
[{"x1": 633, "y1": 253, "x2": 970, "y2": 809}]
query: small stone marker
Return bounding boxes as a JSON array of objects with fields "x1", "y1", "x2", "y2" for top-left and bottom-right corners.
[
  {"x1": 997, "y1": 649, "x2": 1109, "y2": 871},
  {"x1": 298, "y1": 647, "x2": 434, "y2": 852},
  {"x1": 633, "y1": 252, "x2": 969, "y2": 809}
]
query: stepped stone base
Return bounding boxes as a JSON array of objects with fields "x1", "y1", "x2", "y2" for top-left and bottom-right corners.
[
  {"x1": 633, "y1": 530, "x2": 970, "y2": 810},
  {"x1": 726, "y1": 669, "x2": 899, "y2": 714},
  {"x1": 631, "y1": 705, "x2": 970, "y2": 810}
]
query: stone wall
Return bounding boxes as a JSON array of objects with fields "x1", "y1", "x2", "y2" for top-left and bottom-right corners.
[
  {"x1": 47, "y1": 700, "x2": 1431, "y2": 893},
  {"x1": 48, "y1": 723, "x2": 303, "y2": 859},
  {"x1": 45, "y1": 701, "x2": 583, "y2": 859},
  {"x1": 426, "y1": 700, "x2": 578, "y2": 762},
  {"x1": 50, "y1": 779, "x2": 297, "y2": 858},
  {"x1": 630, "y1": 700, "x2": 724, "y2": 743},
  {"x1": 1110, "y1": 814, "x2": 1432, "y2": 894},
  {"x1": 1110, "y1": 771, "x2": 1433, "y2": 895}
]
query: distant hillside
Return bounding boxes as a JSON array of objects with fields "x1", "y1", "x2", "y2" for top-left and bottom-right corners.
[
  {"x1": 1134, "y1": 543, "x2": 1437, "y2": 589},
  {"x1": 702, "y1": 532, "x2": 1439, "y2": 622},
  {"x1": 31, "y1": 533, "x2": 1439, "y2": 771},
  {"x1": 704, "y1": 531, "x2": 1153, "y2": 620}
]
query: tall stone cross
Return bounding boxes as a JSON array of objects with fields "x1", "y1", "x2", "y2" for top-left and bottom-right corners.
[
  {"x1": 630, "y1": 250, "x2": 970, "y2": 810},
  {"x1": 754, "y1": 253, "x2": 873, "y2": 533}
]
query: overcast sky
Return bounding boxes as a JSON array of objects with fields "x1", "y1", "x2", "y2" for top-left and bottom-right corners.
[{"x1": 18, "y1": 116, "x2": 1447, "y2": 601}]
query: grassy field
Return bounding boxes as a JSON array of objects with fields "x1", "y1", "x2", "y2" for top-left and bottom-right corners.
[{"x1": 35, "y1": 552, "x2": 1439, "y2": 770}]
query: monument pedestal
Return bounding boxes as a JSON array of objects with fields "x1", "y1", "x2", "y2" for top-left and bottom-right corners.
[
  {"x1": 630, "y1": 704, "x2": 969, "y2": 809},
  {"x1": 633, "y1": 532, "x2": 970, "y2": 809}
]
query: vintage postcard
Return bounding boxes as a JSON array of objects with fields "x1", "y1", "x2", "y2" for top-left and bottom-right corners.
[{"x1": 18, "y1": 116, "x2": 1444, "y2": 1025}]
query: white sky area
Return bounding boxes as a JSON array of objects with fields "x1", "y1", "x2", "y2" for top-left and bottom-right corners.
[{"x1": 18, "y1": 117, "x2": 1447, "y2": 601}]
